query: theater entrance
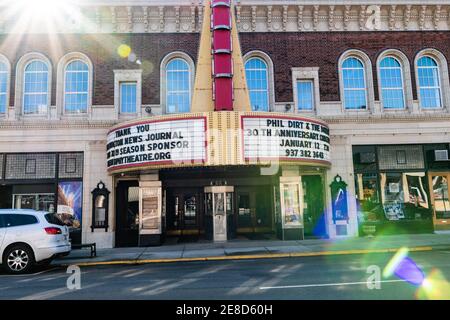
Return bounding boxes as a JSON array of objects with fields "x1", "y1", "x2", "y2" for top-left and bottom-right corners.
[
  {"x1": 166, "y1": 187, "x2": 204, "y2": 238},
  {"x1": 234, "y1": 185, "x2": 274, "y2": 238},
  {"x1": 115, "y1": 180, "x2": 140, "y2": 247}
]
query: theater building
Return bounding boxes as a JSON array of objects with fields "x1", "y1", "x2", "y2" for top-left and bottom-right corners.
[{"x1": 0, "y1": 0, "x2": 449, "y2": 248}]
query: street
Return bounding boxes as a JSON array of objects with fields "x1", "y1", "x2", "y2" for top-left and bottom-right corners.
[{"x1": 0, "y1": 250, "x2": 449, "y2": 300}]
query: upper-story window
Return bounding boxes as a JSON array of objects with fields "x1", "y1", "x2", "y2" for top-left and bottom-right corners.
[
  {"x1": 245, "y1": 57, "x2": 269, "y2": 111},
  {"x1": 417, "y1": 56, "x2": 442, "y2": 109},
  {"x1": 23, "y1": 60, "x2": 49, "y2": 115},
  {"x1": 166, "y1": 58, "x2": 191, "y2": 113},
  {"x1": 57, "y1": 52, "x2": 93, "y2": 116},
  {"x1": 120, "y1": 82, "x2": 137, "y2": 114},
  {"x1": 341, "y1": 57, "x2": 367, "y2": 110},
  {"x1": 296, "y1": 80, "x2": 314, "y2": 111},
  {"x1": 64, "y1": 60, "x2": 89, "y2": 113},
  {"x1": 0, "y1": 61, "x2": 8, "y2": 114},
  {"x1": 379, "y1": 57, "x2": 405, "y2": 109}
]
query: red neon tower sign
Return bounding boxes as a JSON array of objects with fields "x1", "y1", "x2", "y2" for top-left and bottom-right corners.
[{"x1": 211, "y1": 0, "x2": 233, "y2": 111}]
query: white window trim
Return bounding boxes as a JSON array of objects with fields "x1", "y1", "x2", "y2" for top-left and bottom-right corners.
[
  {"x1": 243, "y1": 50, "x2": 275, "y2": 112},
  {"x1": 56, "y1": 52, "x2": 93, "y2": 118},
  {"x1": 160, "y1": 51, "x2": 195, "y2": 114},
  {"x1": 376, "y1": 49, "x2": 412, "y2": 112},
  {"x1": 15, "y1": 52, "x2": 52, "y2": 118},
  {"x1": 291, "y1": 67, "x2": 320, "y2": 114},
  {"x1": 338, "y1": 50, "x2": 374, "y2": 114},
  {"x1": 0, "y1": 53, "x2": 11, "y2": 118},
  {"x1": 114, "y1": 69, "x2": 142, "y2": 119},
  {"x1": 414, "y1": 49, "x2": 450, "y2": 112}
]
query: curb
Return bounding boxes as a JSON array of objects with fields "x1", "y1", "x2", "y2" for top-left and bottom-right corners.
[{"x1": 56, "y1": 245, "x2": 438, "y2": 268}]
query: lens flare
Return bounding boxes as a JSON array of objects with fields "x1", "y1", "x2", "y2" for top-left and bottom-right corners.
[
  {"x1": 383, "y1": 247, "x2": 409, "y2": 278},
  {"x1": 117, "y1": 44, "x2": 132, "y2": 58},
  {"x1": 416, "y1": 269, "x2": 450, "y2": 300},
  {"x1": 393, "y1": 257, "x2": 425, "y2": 286},
  {"x1": 128, "y1": 52, "x2": 137, "y2": 62},
  {"x1": 383, "y1": 247, "x2": 425, "y2": 286}
]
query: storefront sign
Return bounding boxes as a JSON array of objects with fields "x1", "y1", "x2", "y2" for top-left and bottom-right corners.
[
  {"x1": 107, "y1": 117, "x2": 207, "y2": 171},
  {"x1": 241, "y1": 116, "x2": 331, "y2": 164}
]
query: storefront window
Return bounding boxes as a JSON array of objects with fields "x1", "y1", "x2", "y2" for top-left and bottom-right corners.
[
  {"x1": 13, "y1": 193, "x2": 55, "y2": 212},
  {"x1": 380, "y1": 172, "x2": 430, "y2": 221},
  {"x1": 432, "y1": 176, "x2": 450, "y2": 219},
  {"x1": 355, "y1": 173, "x2": 380, "y2": 222}
]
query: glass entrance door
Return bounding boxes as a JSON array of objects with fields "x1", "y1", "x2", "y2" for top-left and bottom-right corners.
[
  {"x1": 302, "y1": 175, "x2": 326, "y2": 238},
  {"x1": 166, "y1": 188, "x2": 203, "y2": 236},
  {"x1": 429, "y1": 173, "x2": 450, "y2": 230},
  {"x1": 115, "y1": 180, "x2": 140, "y2": 247},
  {"x1": 235, "y1": 186, "x2": 273, "y2": 235}
]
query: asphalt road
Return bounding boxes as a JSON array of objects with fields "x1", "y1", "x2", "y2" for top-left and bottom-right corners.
[{"x1": 0, "y1": 250, "x2": 449, "y2": 300}]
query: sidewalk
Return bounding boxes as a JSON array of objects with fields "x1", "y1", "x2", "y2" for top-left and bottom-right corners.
[{"x1": 53, "y1": 233, "x2": 450, "y2": 267}]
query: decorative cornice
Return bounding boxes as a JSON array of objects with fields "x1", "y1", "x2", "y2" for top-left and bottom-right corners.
[
  {"x1": 2, "y1": 2, "x2": 450, "y2": 33},
  {"x1": 322, "y1": 113, "x2": 450, "y2": 124},
  {"x1": 236, "y1": 3, "x2": 450, "y2": 32},
  {"x1": 0, "y1": 120, "x2": 119, "y2": 130}
]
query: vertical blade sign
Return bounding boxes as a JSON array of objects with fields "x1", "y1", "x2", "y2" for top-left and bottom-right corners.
[{"x1": 211, "y1": 0, "x2": 233, "y2": 111}]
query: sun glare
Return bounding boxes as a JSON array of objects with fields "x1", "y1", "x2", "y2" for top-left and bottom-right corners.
[
  {"x1": 0, "y1": 0, "x2": 80, "y2": 33},
  {"x1": 22, "y1": 0, "x2": 66, "y2": 17}
]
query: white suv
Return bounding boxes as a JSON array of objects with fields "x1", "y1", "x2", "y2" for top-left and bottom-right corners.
[{"x1": 0, "y1": 209, "x2": 71, "y2": 274}]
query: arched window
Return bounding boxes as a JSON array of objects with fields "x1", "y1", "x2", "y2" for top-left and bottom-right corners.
[
  {"x1": 165, "y1": 58, "x2": 191, "y2": 113},
  {"x1": 341, "y1": 57, "x2": 367, "y2": 110},
  {"x1": 23, "y1": 60, "x2": 49, "y2": 115},
  {"x1": 417, "y1": 56, "x2": 442, "y2": 109},
  {"x1": 64, "y1": 60, "x2": 89, "y2": 113},
  {"x1": 245, "y1": 57, "x2": 269, "y2": 111},
  {"x1": 379, "y1": 57, "x2": 405, "y2": 109},
  {"x1": 0, "y1": 62, "x2": 8, "y2": 114}
]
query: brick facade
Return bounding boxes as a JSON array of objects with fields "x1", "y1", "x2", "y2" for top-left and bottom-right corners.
[
  {"x1": 1, "y1": 31, "x2": 450, "y2": 106},
  {"x1": 240, "y1": 31, "x2": 450, "y2": 103}
]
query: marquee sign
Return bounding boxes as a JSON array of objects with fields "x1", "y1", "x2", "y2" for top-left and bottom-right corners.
[
  {"x1": 107, "y1": 117, "x2": 207, "y2": 172},
  {"x1": 241, "y1": 115, "x2": 331, "y2": 165}
]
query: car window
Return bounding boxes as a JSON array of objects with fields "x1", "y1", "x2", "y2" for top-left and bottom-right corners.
[
  {"x1": 0, "y1": 215, "x2": 5, "y2": 228},
  {"x1": 4, "y1": 214, "x2": 39, "y2": 227},
  {"x1": 45, "y1": 213, "x2": 65, "y2": 226}
]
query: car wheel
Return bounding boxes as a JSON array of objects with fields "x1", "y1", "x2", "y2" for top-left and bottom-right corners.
[{"x1": 3, "y1": 245, "x2": 35, "y2": 274}]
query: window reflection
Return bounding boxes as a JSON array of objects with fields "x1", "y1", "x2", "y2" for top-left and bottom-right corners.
[
  {"x1": 355, "y1": 173, "x2": 380, "y2": 222},
  {"x1": 432, "y1": 176, "x2": 450, "y2": 219},
  {"x1": 380, "y1": 172, "x2": 429, "y2": 220}
]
